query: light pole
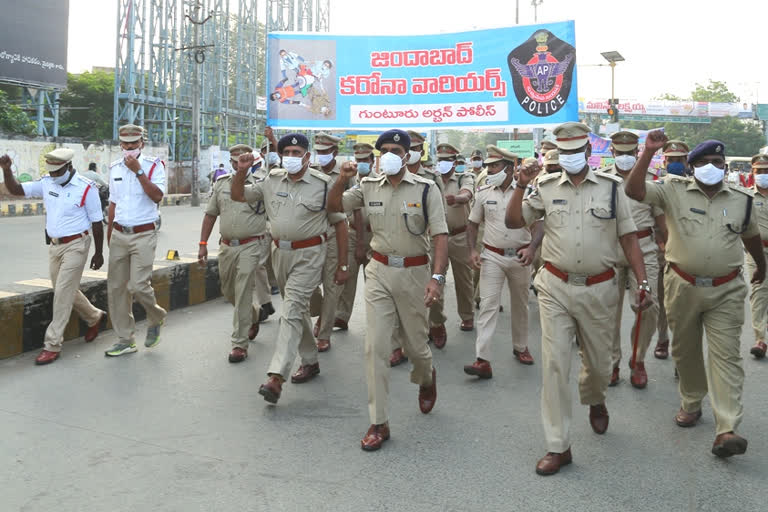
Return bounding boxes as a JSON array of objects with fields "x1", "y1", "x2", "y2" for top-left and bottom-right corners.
[
  {"x1": 532, "y1": 0, "x2": 544, "y2": 23},
  {"x1": 600, "y1": 50, "x2": 624, "y2": 106}
]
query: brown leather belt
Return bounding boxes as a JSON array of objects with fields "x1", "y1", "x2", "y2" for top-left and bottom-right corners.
[
  {"x1": 114, "y1": 222, "x2": 156, "y2": 234},
  {"x1": 222, "y1": 235, "x2": 265, "y2": 247},
  {"x1": 273, "y1": 233, "x2": 327, "y2": 250},
  {"x1": 636, "y1": 228, "x2": 653, "y2": 239},
  {"x1": 669, "y1": 263, "x2": 740, "y2": 287},
  {"x1": 371, "y1": 251, "x2": 429, "y2": 268},
  {"x1": 50, "y1": 230, "x2": 89, "y2": 245},
  {"x1": 449, "y1": 225, "x2": 467, "y2": 236},
  {"x1": 544, "y1": 261, "x2": 615, "y2": 286},
  {"x1": 484, "y1": 243, "x2": 529, "y2": 257},
  {"x1": 762, "y1": 240, "x2": 768, "y2": 248}
]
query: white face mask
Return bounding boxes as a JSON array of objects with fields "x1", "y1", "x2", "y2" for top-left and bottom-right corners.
[
  {"x1": 614, "y1": 154, "x2": 637, "y2": 171},
  {"x1": 471, "y1": 160, "x2": 483, "y2": 169},
  {"x1": 559, "y1": 152, "x2": 587, "y2": 175},
  {"x1": 380, "y1": 152, "x2": 405, "y2": 175},
  {"x1": 437, "y1": 160, "x2": 455, "y2": 175},
  {"x1": 357, "y1": 162, "x2": 371, "y2": 176},
  {"x1": 122, "y1": 149, "x2": 141, "y2": 159},
  {"x1": 755, "y1": 174, "x2": 768, "y2": 188},
  {"x1": 694, "y1": 163, "x2": 724, "y2": 185},
  {"x1": 51, "y1": 169, "x2": 72, "y2": 186},
  {"x1": 267, "y1": 152, "x2": 280, "y2": 166},
  {"x1": 407, "y1": 150, "x2": 421, "y2": 165},
  {"x1": 316, "y1": 153, "x2": 334, "y2": 166},
  {"x1": 485, "y1": 167, "x2": 507, "y2": 187},
  {"x1": 282, "y1": 155, "x2": 305, "y2": 174}
]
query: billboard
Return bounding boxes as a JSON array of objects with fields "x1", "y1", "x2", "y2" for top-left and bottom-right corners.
[
  {"x1": 0, "y1": 0, "x2": 69, "y2": 88},
  {"x1": 266, "y1": 21, "x2": 578, "y2": 130}
]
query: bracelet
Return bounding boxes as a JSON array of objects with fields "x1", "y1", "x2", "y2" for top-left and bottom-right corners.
[
  {"x1": 516, "y1": 183, "x2": 527, "y2": 190},
  {"x1": 199, "y1": 241, "x2": 208, "y2": 246}
]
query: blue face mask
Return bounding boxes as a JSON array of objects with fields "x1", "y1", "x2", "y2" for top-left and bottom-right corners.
[
  {"x1": 455, "y1": 164, "x2": 466, "y2": 173},
  {"x1": 666, "y1": 162, "x2": 686, "y2": 176},
  {"x1": 357, "y1": 162, "x2": 371, "y2": 175}
]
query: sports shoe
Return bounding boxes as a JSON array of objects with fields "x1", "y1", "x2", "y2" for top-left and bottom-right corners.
[
  {"x1": 145, "y1": 323, "x2": 163, "y2": 348},
  {"x1": 105, "y1": 343, "x2": 137, "y2": 357}
]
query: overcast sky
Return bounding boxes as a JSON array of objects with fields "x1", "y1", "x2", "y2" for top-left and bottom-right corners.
[{"x1": 69, "y1": 0, "x2": 767, "y2": 104}]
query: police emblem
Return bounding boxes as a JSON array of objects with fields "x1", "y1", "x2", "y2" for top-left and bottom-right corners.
[
  {"x1": 291, "y1": 137, "x2": 298, "y2": 144},
  {"x1": 393, "y1": 133, "x2": 400, "y2": 142},
  {"x1": 507, "y1": 30, "x2": 575, "y2": 117}
]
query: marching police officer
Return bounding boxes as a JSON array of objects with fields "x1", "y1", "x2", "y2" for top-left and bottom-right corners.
[
  {"x1": 104, "y1": 124, "x2": 168, "y2": 357},
  {"x1": 469, "y1": 149, "x2": 484, "y2": 176},
  {"x1": 747, "y1": 153, "x2": 768, "y2": 358},
  {"x1": 543, "y1": 149, "x2": 561, "y2": 174},
  {"x1": 1, "y1": 149, "x2": 106, "y2": 365},
  {"x1": 506, "y1": 122, "x2": 650, "y2": 476},
  {"x1": 328, "y1": 129, "x2": 448, "y2": 451},
  {"x1": 231, "y1": 133, "x2": 348, "y2": 404},
  {"x1": 625, "y1": 133, "x2": 766, "y2": 459}
]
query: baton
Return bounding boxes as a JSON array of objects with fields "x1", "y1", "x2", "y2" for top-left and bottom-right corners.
[{"x1": 630, "y1": 288, "x2": 646, "y2": 370}]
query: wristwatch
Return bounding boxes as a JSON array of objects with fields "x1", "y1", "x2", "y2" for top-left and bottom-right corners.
[
  {"x1": 638, "y1": 280, "x2": 652, "y2": 293},
  {"x1": 431, "y1": 274, "x2": 446, "y2": 285},
  {"x1": 338, "y1": 265, "x2": 348, "y2": 272},
  {"x1": 136, "y1": 168, "x2": 145, "y2": 177}
]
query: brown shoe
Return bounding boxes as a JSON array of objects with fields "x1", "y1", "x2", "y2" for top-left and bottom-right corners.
[
  {"x1": 317, "y1": 339, "x2": 331, "y2": 352},
  {"x1": 674, "y1": 408, "x2": 702, "y2": 428},
  {"x1": 589, "y1": 403, "x2": 609, "y2": 434},
  {"x1": 228, "y1": 347, "x2": 248, "y2": 363},
  {"x1": 258, "y1": 376, "x2": 283, "y2": 404},
  {"x1": 513, "y1": 348, "x2": 535, "y2": 365},
  {"x1": 35, "y1": 349, "x2": 60, "y2": 365},
  {"x1": 750, "y1": 340, "x2": 767, "y2": 359},
  {"x1": 430, "y1": 325, "x2": 447, "y2": 349},
  {"x1": 608, "y1": 366, "x2": 620, "y2": 387},
  {"x1": 84, "y1": 311, "x2": 107, "y2": 342},
  {"x1": 291, "y1": 363, "x2": 320, "y2": 383},
  {"x1": 535, "y1": 448, "x2": 572, "y2": 476},
  {"x1": 418, "y1": 368, "x2": 437, "y2": 414},
  {"x1": 361, "y1": 423, "x2": 390, "y2": 451},
  {"x1": 333, "y1": 318, "x2": 348, "y2": 330},
  {"x1": 460, "y1": 319, "x2": 474, "y2": 331},
  {"x1": 390, "y1": 348, "x2": 408, "y2": 367},
  {"x1": 654, "y1": 340, "x2": 669, "y2": 359},
  {"x1": 463, "y1": 358, "x2": 492, "y2": 379},
  {"x1": 313, "y1": 317, "x2": 321, "y2": 338},
  {"x1": 711, "y1": 432, "x2": 748, "y2": 458},
  {"x1": 630, "y1": 361, "x2": 648, "y2": 389},
  {"x1": 248, "y1": 323, "x2": 259, "y2": 341}
]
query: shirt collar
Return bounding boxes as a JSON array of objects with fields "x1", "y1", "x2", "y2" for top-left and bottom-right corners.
[
  {"x1": 686, "y1": 179, "x2": 732, "y2": 197},
  {"x1": 557, "y1": 167, "x2": 598, "y2": 186},
  {"x1": 380, "y1": 170, "x2": 415, "y2": 187}
]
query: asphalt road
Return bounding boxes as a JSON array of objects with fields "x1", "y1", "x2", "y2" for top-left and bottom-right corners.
[{"x1": 2, "y1": 270, "x2": 767, "y2": 511}]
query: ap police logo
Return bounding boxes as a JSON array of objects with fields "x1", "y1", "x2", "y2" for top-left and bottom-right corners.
[{"x1": 507, "y1": 30, "x2": 575, "y2": 117}]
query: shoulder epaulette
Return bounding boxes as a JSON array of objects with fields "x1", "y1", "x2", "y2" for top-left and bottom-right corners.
[
  {"x1": 269, "y1": 168, "x2": 287, "y2": 177},
  {"x1": 412, "y1": 174, "x2": 433, "y2": 186},
  {"x1": 476, "y1": 184, "x2": 493, "y2": 193},
  {"x1": 732, "y1": 185, "x2": 755, "y2": 197},
  {"x1": 308, "y1": 168, "x2": 331, "y2": 182},
  {"x1": 361, "y1": 174, "x2": 385, "y2": 184},
  {"x1": 595, "y1": 170, "x2": 623, "y2": 183},
  {"x1": 667, "y1": 176, "x2": 690, "y2": 184},
  {"x1": 109, "y1": 159, "x2": 122, "y2": 168},
  {"x1": 536, "y1": 172, "x2": 561, "y2": 185}
]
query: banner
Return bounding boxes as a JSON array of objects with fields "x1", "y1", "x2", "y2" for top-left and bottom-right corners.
[
  {"x1": 497, "y1": 140, "x2": 535, "y2": 158},
  {"x1": 266, "y1": 21, "x2": 578, "y2": 130},
  {"x1": 579, "y1": 98, "x2": 753, "y2": 119}
]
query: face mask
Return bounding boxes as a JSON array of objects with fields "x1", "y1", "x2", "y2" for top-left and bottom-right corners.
[
  {"x1": 437, "y1": 160, "x2": 455, "y2": 175},
  {"x1": 455, "y1": 164, "x2": 466, "y2": 173},
  {"x1": 693, "y1": 163, "x2": 724, "y2": 186},
  {"x1": 614, "y1": 155, "x2": 637, "y2": 171},
  {"x1": 282, "y1": 156, "x2": 305, "y2": 174},
  {"x1": 485, "y1": 167, "x2": 507, "y2": 187},
  {"x1": 267, "y1": 152, "x2": 280, "y2": 166},
  {"x1": 666, "y1": 162, "x2": 686, "y2": 176},
  {"x1": 51, "y1": 169, "x2": 72, "y2": 186},
  {"x1": 559, "y1": 152, "x2": 587, "y2": 175},
  {"x1": 380, "y1": 151, "x2": 405, "y2": 175},
  {"x1": 316, "y1": 153, "x2": 334, "y2": 166},
  {"x1": 407, "y1": 150, "x2": 421, "y2": 165},
  {"x1": 755, "y1": 174, "x2": 768, "y2": 188},
  {"x1": 471, "y1": 160, "x2": 483, "y2": 169},
  {"x1": 357, "y1": 162, "x2": 371, "y2": 176},
  {"x1": 122, "y1": 149, "x2": 141, "y2": 159}
]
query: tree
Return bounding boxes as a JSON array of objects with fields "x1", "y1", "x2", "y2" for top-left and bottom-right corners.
[
  {"x1": 691, "y1": 80, "x2": 739, "y2": 103},
  {"x1": 0, "y1": 90, "x2": 35, "y2": 135},
  {"x1": 58, "y1": 71, "x2": 114, "y2": 140}
]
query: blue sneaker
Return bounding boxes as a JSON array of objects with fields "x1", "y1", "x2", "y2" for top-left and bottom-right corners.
[{"x1": 145, "y1": 323, "x2": 163, "y2": 348}]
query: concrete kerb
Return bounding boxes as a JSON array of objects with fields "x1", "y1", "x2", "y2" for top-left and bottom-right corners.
[
  {"x1": 0, "y1": 194, "x2": 192, "y2": 217},
  {"x1": 0, "y1": 257, "x2": 221, "y2": 359}
]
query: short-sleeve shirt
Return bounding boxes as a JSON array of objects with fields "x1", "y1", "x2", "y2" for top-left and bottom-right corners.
[
  {"x1": 441, "y1": 172, "x2": 475, "y2": 231},
  {"x1": 752, "y1": 188, "x2": 768, "y2": 245},
  {"x1": 22, "y1": 174, "x2": 103, "y2": 238},
  {"x1": 242, "y1": 168, "x2": 345, "y2": 241},
  {"x1": 109, "y1": 155, "x2": 166, "y2": 226},
  {"x1": 522, "y1": 169, "x2": 637, "y2": 275},
  {"x1": 341, "y1": 172, "x2": 448, "y2": 257},
  {"x1": 642, "y1": 176, "x2": 759, "y2": 276},
  {"x1": 470, "y1": 183, "x2": 531, "y2": 249},
  {"x1": 205, "y1": 174, "x2": 267, "y2": 240}
]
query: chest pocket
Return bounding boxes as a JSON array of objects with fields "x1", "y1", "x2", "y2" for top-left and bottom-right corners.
[
  {"x1": 484, "y1": 200, "x2": 499, "y2": 219},
  {"x1": 547, "y1": 204, "x2": 570, "y2": 228},
  {"x1": 588, "y1": 181, "x2": 617, "y2": 228},
  {"x1": 297, "y1": 182, "x2": 327, "y2": 213},
  {"x1": 679, "y1": 209, "x2": 706, "y2": 236},
  {"x1": 723, "y1": 196, "x2": 753, "y2": 235},
  {"x1": 402, "y1": 183, "x2": 430, "y2": 235},
  {"x1": 270, "y1": 195, "x2": 289, "y2": 216}
]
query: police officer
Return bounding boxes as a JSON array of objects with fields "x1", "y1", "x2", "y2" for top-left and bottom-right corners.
[
  {"x1": 602, "y1": 131, "x2": 665, "y2": 389},
  {"x1": 747, "y1": 153, "x2": 768, "y2": 359},
  {"x1": 625, "y1": 133, "x2": 766, "y2": 459},
  {"x1": 260, "y1": 126, "x2": 281, "y2": 172},
  {"x1": 1, "y1": 149, "x2": 106, "y2": 365},
  {"x1": 198, "y1": 144, "x2": 272, "y2": 363},
  {"x1": 543, "y1": 149, "x2": 561, "y2": 173},
  {"x1": 104, "y1": 124, "x2": 168, "y2": 357},
  {"x1": 464, "y1": 146, "x2": 535, "y2": 379},
  {"x1": 506, "y1": 122, "x2": 650, "y2": 476},
  {"x1": 328, "y1": 129, "x2": 448, "y2": 451},
  {"x1": 231, "y1": 133, "x2": 348, "y2": 404},
  {"x1": 469, "y1": 149, "x2": 484, "y2": 176}
]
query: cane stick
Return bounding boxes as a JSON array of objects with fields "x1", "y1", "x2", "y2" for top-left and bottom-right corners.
[{"x1": 630, "y1": 289, "x2": 646, "y2": 370}]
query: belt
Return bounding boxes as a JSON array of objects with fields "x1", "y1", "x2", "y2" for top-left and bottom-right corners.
[
  {"x1": 544, "y1": 261, "x2": 615, "y2": 286},
  {"x1": 114, "y1": 221, "x2": 156, "y2": 234},
  {"x1": 273, "y1": 233, "x2": 327, "y2": 250},
  {"x1": 763, "y1": 240, "x2": 768, "y2": 248},
  {"x1": 371, "y1": 251, "x2": 429, "y2": 268},
  {"x1": 50, "y1": 230, "x2": 88, "y2": 245},
  {"x1": 636, "y1": 228, "x2": 653, "y2": 239},
  {"x1": 221, "y1": 235, "x2": 265, "y2": 247},
  {"x1": 449, "y1": 225, "x2": 467, "y2": 236},
  {"x1": 669, "y1": 263, "x2": 740, "y2": 287},
  {"x1": 484, "y1": 243, "x2": 529, "y2": 257}
]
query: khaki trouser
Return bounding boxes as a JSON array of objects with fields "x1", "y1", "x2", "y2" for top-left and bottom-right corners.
[
  {"x1": 746, "y1": 251, "x2": 768, "y2": 342},
  {"x1": 473, "y1": 224, "x2": 485, "y2": 304},
  {"x1": 611, "y1": 250, "x2": 660, "y2": 367},
  {"x1": 44, "y1": 236, "x2": 103, "y2": 351},
  {"x1": 218, "y1": 238, "x2": 270, "y2": 349},
  {"x1": 430, "y1": 231, "x2": 474, "y2": 326},
  {"x1": 266, "y1": 250, "x2": 278, "y2": 289},
  {"x1": 108, "y1": 229, "x2": 167, "y2": 343},
  {"x1": 310, "y1": 230, "x2": 343, "y2": 340},
  {"x1": 336, "y1": 228, "x2": 366, "y2": 323},
  {"x1": 475, "y1": 249, "x2": 530, "y2": 360},
  {"x1": 536, "y1": 268, "x2": 619, "y2": 453},
  {"x1": 267, "y1": 243, "x2": 325, "y2": 378},
  {"x1": 657, "y1": 251, "x2": 669, "y2": 343},
  {"x1": 365, "y1": 259, "x2": 434, "y2": 425},
  {"x1": 665, "y1": 266, "x2": 746, "y2": 435}
]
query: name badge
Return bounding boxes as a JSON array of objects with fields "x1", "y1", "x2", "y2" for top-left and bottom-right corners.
[
  {"x1": 48, "y1": 191, "x2": 59, "y2": 197},
  {"x1": 406, "y1": 202, "x2": 420, "y2": 208},
  {"x1": 756, "y1": 202, "x2": 763, "y2": 206},
  {"x1": 553, "y1": 199, "x2": 567, "y2": 205},
  {"x1": 276, "y1": 191, "x2": 289, "y2": 197},
  {"x1": 689, "y1": 207, "x2": 706, "y2": 215},
  {"x1": 114, "y1": 177, "x2": 123, "y2": 182},
  {"x1": 486, "y1": 200, "x2": 497, "y2": 205},
  {"x1": 369, "y1": 201, "x2": 383, "y2": 207}
]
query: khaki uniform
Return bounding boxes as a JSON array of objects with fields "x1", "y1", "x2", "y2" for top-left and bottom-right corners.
[
  {"x1": 337, "y1": 176, "x2": 372, "y2": 323},
  {"x1": 470, "y1": 183, "x2": 532, "y2": 360},
  {"x1": 747, "y1": 188, "x2": 768, "y2": 343},
  {"x1": 522, "y1": 169, "x2": 636, "y2": 452},
  {"x1": 206, "y1": 173, "x2": 270, "y2": 350},
  {"x1": 243, "y1": 168, "x2": 345, "y2": 378},
  {"x1": 642, "y1": 176, "x2": 758, "y2": 435},
  {"x1": 342, "y1": 172, "x2": 448, "y2": 424},
  {"x1": 472, "y1": 168, "x2": 488, "y2": 302}
]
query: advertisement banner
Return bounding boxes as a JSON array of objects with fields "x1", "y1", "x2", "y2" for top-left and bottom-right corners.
[
  {"x1": 267, "y1": 21, "x2": 579, "y2": 129},
  {"x1": 497, "y1": 140, "x2": 535, "y2": 158},
  {"x1": 578, "y1": 97, "x2": 753, "y2": 119}
]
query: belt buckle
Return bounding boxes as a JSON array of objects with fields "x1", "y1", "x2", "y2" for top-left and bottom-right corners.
[
  {"x1": 278, "y1": 240, "x2": 292, "y2": 250},
  {"x1": 123, "y1": 225, "x2": 135, "y2": 234},
  {"x1": 570, "y1": 274, "x2": 588, "y2": 286},
  {"x1": 229, "y1": 239, "x2": 240, "y2": 247},
  {"x1": 389, "y1": 255, "x2": 405, "y2": 268},
  {"x1": 695, "y1": 276, "x2": 713, "y2": 287},
  {"x1": 503, "y1": 248, "x2": 517, "y2": 257}
]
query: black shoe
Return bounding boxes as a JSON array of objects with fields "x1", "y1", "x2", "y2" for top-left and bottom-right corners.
[
  {"x1": 270, "y1": 285, "x2": 280, "y2": 295},
  {"x1": 259, "y1": 302, "x2": 276, "y2": 322}
]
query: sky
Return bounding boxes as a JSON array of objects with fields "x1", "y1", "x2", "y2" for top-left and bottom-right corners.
[{"x1": 68, "y1": 0, "x2": 768, "y2": 104}]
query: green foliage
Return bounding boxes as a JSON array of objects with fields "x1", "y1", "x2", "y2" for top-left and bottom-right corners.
[
  {"x1": 59, "y1": 71, "x2": 114, "y2": 140},
  {"x1": 0, "y1": 90, "x2": 35, "y2": 135},
  {"x1": 691, "y1": 80, "x2": 739, "y2": 103}
]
